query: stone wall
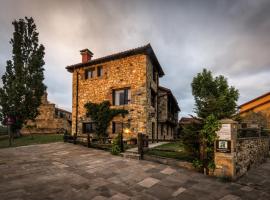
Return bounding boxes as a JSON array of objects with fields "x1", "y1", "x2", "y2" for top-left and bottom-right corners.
[
  {"x1": 21, "y1": 93, "x2": 71, "y2": 135},
  {"x1": 214, "y1": 120, "x2": 269, "y2": 180},
  {"x1": 235, "y1": 137, "x2": 269, "y2": 177}
]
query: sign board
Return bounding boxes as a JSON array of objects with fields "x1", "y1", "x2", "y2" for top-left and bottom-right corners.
[
  {"x1": 217, "y1": 124, "x2": 231, "y2": 140},
  {"x1": 4, "y1": 117, "x2": 15, "y2": 125},
  {"x1": 216, "y1": 140, "x2": 231, "y2": 153}
]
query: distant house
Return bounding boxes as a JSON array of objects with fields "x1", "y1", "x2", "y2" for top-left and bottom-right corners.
[
  {"x1": 158, "y1": 86, "x2": 180, "y2": 140},
  {"x1": 239, "y1": 92, "x2": 270, "y2": 129},
  {"x1": 21, "y1": 92, "x2": 71, "y2": 135},
  {"x1": 66, "y1": 44, "x2": 180, "y2": 141},
  {"x1": 179, "y1": 117, "x2": 201, "y2": 126}
]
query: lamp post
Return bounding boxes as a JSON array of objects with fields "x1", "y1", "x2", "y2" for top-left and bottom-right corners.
[{"x1": 121, "y1": 114, "x2": 124, "y2": 152}]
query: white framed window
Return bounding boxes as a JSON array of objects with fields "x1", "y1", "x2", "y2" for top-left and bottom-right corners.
[
  {"x1": 85, "y1": 68, "x2": 94, "y2": 79},
  {"x1": 113, "y1": 88, "x2": 131, "y2": 105}
]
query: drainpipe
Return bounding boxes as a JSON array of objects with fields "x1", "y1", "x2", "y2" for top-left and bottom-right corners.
[
  {"x1": 74, "y1": 69, "x2": 79, "y2": 144},
  {"x1": 156, "y1": 72, "x2": 159, "y2": 143}
]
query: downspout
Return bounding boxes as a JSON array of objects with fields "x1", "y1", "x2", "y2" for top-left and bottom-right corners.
[
  {"x1": 74, "y1": 69, "x2": 79, "y2": 144},
  {"x1": 156, "y1": 72, "x2": 159, "y2": 142}
]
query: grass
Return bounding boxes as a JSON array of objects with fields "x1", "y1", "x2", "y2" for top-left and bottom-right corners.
[
  {"x1": 146, "y1": 142, "x2": 194, "y2": 162},
  {"x1": 0, "y1": 134, "x2": 63, "y2": 149}
]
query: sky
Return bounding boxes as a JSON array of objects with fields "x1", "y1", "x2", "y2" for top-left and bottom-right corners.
[{"x1": 0, "y1": 0, "x2": 269, "y2": 117}]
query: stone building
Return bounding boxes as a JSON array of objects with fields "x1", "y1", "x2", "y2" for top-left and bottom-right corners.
[
  {"x1": 66, "y1": 44, "x2": 180, "y2": 141},
  {"x1": 239, "y1": 92, "x2": 270, "y2": 129},
  {"x1": 21, "y1": 92, "x2": 71, "y2": 135},
  {"x1": 158, "y1": 86, "x2": 180, "y2": 140}
]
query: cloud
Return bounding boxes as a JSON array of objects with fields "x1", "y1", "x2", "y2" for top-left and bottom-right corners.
[{"x1": 0, "y1": 0, "x2": 270, "y2": 117}]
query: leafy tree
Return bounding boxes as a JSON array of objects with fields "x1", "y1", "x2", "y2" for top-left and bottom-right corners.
[
  {"x1": 0, "y1": 17, "x2": 46, "y2": 143},
  {"x1": 181, "y1": 120, "x2": 202, "y2": 158},
  {"x1": 200, "y1": 114, "x2": 220, "y2": 173},
  {"x1": 191, "y1": 69, "x2": 239, "y2": 119},
  {"x1": 190, "y1": 69, "x2": 237, "y2": 173},
  {"x1": 84, "y1": 101, "x2": 128, "y2": 143}
]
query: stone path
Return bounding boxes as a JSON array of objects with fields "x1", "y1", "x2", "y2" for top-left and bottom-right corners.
[{"x1": 0, "y1": 142, "x2": 270, "y2": 200}]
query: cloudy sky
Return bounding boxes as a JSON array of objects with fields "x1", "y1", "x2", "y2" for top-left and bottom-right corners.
[{"x1": 0, "y1": 0, "x2": 269, "y2": 117}]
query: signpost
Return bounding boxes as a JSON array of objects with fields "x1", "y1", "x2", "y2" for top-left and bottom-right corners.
[
  {"x1": 4, "y1": 116, "x2": 15, "y2": 146},
  {"x1": 217, "y1": 124, "x2": 231, "y2": 140},
  {"x1": 214, "y1": 119, "x2": 238, "y2": 180},
  {"x1": 216, "y1": 140, "x2": 231, "y2": 153},
  {"x1": 216, "y1": 123, "x2": 232, "y2": 153}
]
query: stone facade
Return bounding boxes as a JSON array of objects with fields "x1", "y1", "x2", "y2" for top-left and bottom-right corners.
[
  {"x1": 157, "y1": 86, "x2": 180, "y2": 140},
  {"x1": 235, "y1": 137, "x2": 269, "y2": 177},
  {"x1": 239, "y1": 92, "x2": 270, "y2": 129},
  {"x1": 21, "y1": 92, "x2": 71, "y2": 135},
  {"x1": 214, "y1": 119, "x2": 269, "y2": 180},
  {"x1": 66, "y1": 44, "x2": 179, "y2": 141}
]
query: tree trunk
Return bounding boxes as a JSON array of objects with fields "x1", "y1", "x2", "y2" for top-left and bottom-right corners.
[
  {"x1": 8, "y1": 125, "x2": 12, "y2": 146},
  {"x1": 87, "y1": 133, "x2": 90, "y2": 147}
]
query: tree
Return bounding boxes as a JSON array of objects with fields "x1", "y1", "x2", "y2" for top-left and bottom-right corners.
[
  {"x1": 191, "y1": 69, "x2": 239, "y2": 120},
  {"x1": 182, "y1": 121, "x2": 202, "y2": 158},
  {"x1": 84, "y1": 101, "x2": 128, "y2": 143},
  {"x1": 199, "y1": 114, "x2": 220, "y2": 173},
  {"x1": 190, "y1": 69, "x2": 238, "y2": 173},
  {"x1": 0, "y1": 17, "x2": 46, "y2": 144}
]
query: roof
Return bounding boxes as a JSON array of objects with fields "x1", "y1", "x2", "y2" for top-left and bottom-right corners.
[
  {"x1": 55, "y1": 107, "x2": 71, "y2": 115},
  {"x1": 158, "y1": 86, "x2": 180, "y2": 111},
  {"x1": 66, "y1": 43, "x2": 165, "y2": 76},
  {"x1": 179, "y1": 117, "x2": 201, "y2": 124},
  {"x1": 239, "y1": 92, "x2": 270, "y2": 108}
]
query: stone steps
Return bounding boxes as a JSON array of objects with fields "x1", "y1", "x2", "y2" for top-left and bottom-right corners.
[{"x1": 122, "y1": 149, "x2": 141, "y2": 160}]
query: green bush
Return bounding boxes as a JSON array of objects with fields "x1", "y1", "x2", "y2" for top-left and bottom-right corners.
[
  {"x1": 192, "y1": 158, "x2": 203, "y2": 169},
  {"x1": 181, "y1": 122, "x2": 202, "y2": 158},
  {"x1": 207, "y1": 160, "x2": 216, "y2": 170},
  {"x1": 111, "y1": 133, "x2": 122, "y2": 155},
  {"x1": 111, "y1": 145, "x2": 121, "y2": 155}
]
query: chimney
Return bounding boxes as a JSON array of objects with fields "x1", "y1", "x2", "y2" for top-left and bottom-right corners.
[{"x1": 80, "y1": 49, "x2": 93, "y2": 63}]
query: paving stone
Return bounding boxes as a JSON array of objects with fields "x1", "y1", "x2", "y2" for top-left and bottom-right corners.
[
  {"x1": 145, "y1": 183, "x2": 174, "y2": 200},
  {"x1": 52, "y1": 161, "x2": 69, "y2": 168},
  {"x1": 240, "y1": 186, "x2": 253, "y2": 192},
  {"x1": 92, "y1": 196, "x2": 108, "y2": 200},
  {"x1": 110, "y1": 192, "x2": 131, "y2": 200},
  {"x1": 172, "y1": 187, "x2": 186, "y2": 197},
  {"x1": 138, "y1": 177, "x2": 160, "y2": 188},
  {"x1": 219, "y1": 194, "x2": 242, "y2": 200},
  {"x1": 1, "y1": 143, "x2": 270, "y2": 200},
  {"x1": 160, "y1": 167, "x2": 176, "y2": 175}
]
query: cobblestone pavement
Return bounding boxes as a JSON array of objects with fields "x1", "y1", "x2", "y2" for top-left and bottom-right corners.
[{"x1": 0, "y1": 142, "x2": 269, "y2": 200}]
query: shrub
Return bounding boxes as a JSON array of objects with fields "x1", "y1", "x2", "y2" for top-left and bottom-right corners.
[
  {"x1": 192, "y1": 158, "x2": 203, "y2": 170},
  {"x1": 111, "y1": 145, "x2": 121, "y2": 155},
  {"x1": 182, "y1": 122, "x2": 202, "y2": 158},
  {"x1": 111, "y1": 133, "x2": 122, "y2": 155}
]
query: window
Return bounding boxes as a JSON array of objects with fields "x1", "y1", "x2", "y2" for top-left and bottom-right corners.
[
  {"x1": 152, "y1": 122, "x2": 155, "y2": 139},
  {"x1": 113, "y1": 88, "x2": 131, "y2": 106},
  {"x1": 241, "y1": 123, "x2": 247, "y2": 129},
  {"x1": 83, "y1": 122, "x2": 95, "y2": 133},
  {"x1": 112, "y1": 122, "x2": 123, "y2": 134},
  {"x1": 85, "y1": 68, "x2": 94, "y2": 79},
  {"x1": 97, "y1": 66, "x2": 103, "y2": 77},
  {"x1": 151, "y1": 89, "x2": 156, "y2": 107},
  {"x1": 59, "y1": 112, "x2": 64, "y2": 118}
]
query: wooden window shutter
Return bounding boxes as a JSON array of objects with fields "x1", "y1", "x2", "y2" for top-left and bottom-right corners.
[
  {"x1": 112, "y1": 90, "x2": 115, "y2": 105},
  {"x1": 124, "y1": 89, "x2": 128, "y2": 104}
]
